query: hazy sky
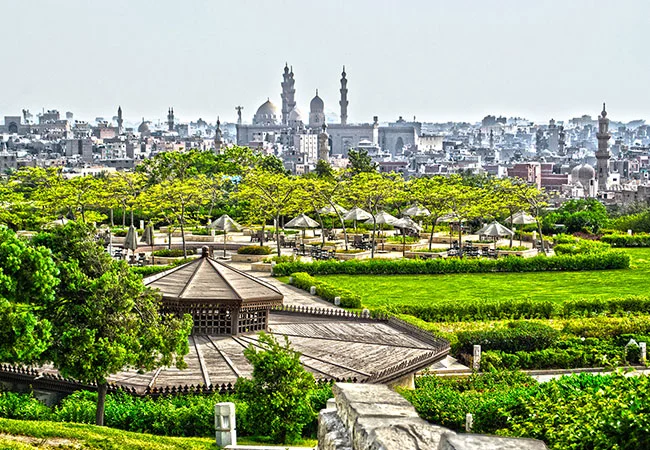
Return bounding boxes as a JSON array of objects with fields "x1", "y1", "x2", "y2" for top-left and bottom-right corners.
[{"x1": 3, "y1": 0, "x2": 649, "y2": 125}]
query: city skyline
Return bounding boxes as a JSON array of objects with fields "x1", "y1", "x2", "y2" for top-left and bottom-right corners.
[{"x1": 3, "y1": 0, "x2": 649, "y2": 124}]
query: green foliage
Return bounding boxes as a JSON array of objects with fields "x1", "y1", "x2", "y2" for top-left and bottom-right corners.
[
  {"x1": 151, "y1": 248, "x2": 195, "y2": 257},
  {"x1": 273, "y1": 251, "x2": 630, "y2": 276},
  {"x1": 495, "y1": 246, "x2": 528, "y2": 251},
  {"x1": 236, "y1": 245, "x2": 272, "y2": 255},
  {"x1": 262, "y1": 254, "x2": 299, "y2": 264},
  {"x1": 235, "y1": 333, "x2": 316, "y2": 444},
  {"x1": 386, "y1": 235, "x2": 420, "y2": 244},
  {"x1": 609, "y1": 209, "x2": 650, "y2": 233},
  {"x1": 290, "y1": 272, "x2": 362, "y2": 308},
  {"x1": 554, "y1": 238, "x2": 611, "y2": 255},
  {"x1": 0, "y1": 392, "x2": 52, "y2": 421},
  {"x1": 601, "y1": 233, "x2": 650, "y2": 247},
  {"x1": 543, "y1": 198, "x2": 609, "y2": 233},
  {"x1": 455, "y1": 321, "x2": 560, "y2": 354},
  {"x1": 346, "y1": 148, "x2": 377, "y2": 175}
]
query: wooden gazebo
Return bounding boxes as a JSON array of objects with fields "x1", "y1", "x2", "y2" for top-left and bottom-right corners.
[{"x1": 143, "y1": 251, "x2": 283, "y2": 335}]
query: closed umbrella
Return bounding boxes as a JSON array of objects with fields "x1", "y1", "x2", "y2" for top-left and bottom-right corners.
[
  {"x1": 140, "y1": 222, "x2": 155, "y2": 264},
  {"x1": 365, "y1": 211, "x2": 398, "y2": 252},
  {"x1": 210, "y1": 214, "x2": 241, "y2": 257},
  {"x1": 124, "y1": 224, "x2": 139, "y2": 258},
  {"x1": 393, "y1": 217, "x2": 422, "y2": 257},
  {"x1": 285, "y1": 213, "x2": 320, "y2": 242}
]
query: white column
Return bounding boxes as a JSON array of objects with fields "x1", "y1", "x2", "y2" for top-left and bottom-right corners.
[{"x1": 215, "y1": 402, "x2": 236, "y2": 447}]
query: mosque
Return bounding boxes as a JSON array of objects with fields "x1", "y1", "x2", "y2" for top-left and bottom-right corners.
[{"x1": 236, "y1": 64, "x2": 420, "y2": 170}]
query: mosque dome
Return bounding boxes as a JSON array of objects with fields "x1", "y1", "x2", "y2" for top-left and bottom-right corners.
[
  {"x1": 253, "y1": 99, "x2": 279, "y2": 125},
  {"x1": 571, "y1": 164, "x2": 595, "y2": 186},
  {"x1": 138, "y1": 118, "x2": 150, "y2": 134},
  {"x1": 310, "y1": 91, "x2": 324, "y2": 112},
  {"x1": 288, "y1": 107, "x2": 304, "y2": 123}
]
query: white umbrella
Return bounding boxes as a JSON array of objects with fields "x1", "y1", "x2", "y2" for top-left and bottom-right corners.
[
  {"x1": 209, "y1": 214, "x2": 241, "y2": 257},
  {"x1": 393, "y1": 217, "x2": 422, "y2": 257},
  {"x1": 507, "y1": 211, "x2": 536, "y2": 225},
  {"x1": 318, "y1": 204, "x2": 348, "y2": 215},
  {"x1": 403, "y1": 204, "x2": 431, "y2": 217},
  {"x1": 366, "y1": 211, "x2": 399, "y2": 252},
  {"x1": 477, "y1": 221, "x2": 514, "y2": 238},
  {"x1": 343, "y1": 207, "x2": 372, "y2": 222},
  {"x1": 285, "y1": 213, "x2": 320, "y2": 241}
]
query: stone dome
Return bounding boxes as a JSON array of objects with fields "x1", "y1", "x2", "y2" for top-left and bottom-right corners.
[
  {"x1": 571, "y1": 164, "x2": 595, "y2": 186},
  {"x1": 253, "y1": 99, "x2": 279, "y2": 125},
  {"x1": 137, "y1": 118, "x2": 150, "y2": 134},
  {"x1": 310, "y1": 92, "x2": 324, "y2": 112},
  {"x1": 288, "y1": 107, "x2": 304, "y2": 123}
]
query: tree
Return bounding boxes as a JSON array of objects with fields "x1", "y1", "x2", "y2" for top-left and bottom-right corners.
[
  {"x1": 143, "y1": 176, "x2": 210, "y2": 258},
  {"x1": 447, "y1": 176, "x2": 489, "y2": 253},
  {"x1": 313, "y1": 159, "x2": 335, "y2": 179},
  {"x1": 0, "y1": 227, "x2": 57, "y2": 364},
  {"x1": 32, "y1": 223, "x2": 193, "y2": 426},
  {"x1": 494, "y1": 178, "x2": 541, "y2": 248},
  {"x1": 347, "y1": 172, "x2": 401, "y2": 257},
  {"x1": 237, "y1": 170, "x2": 299, "y2": 256},
  {"x1": 408, "y1": 176, "x2": 453, "y2": 251},
  {"x1": 235, "y1": 333, "x2": 316, "y2": 444},
  {"x1": 347, "y1": 148, "x2": 377, "y2": 175}
]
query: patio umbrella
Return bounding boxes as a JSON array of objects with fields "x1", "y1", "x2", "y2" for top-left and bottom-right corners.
[
  {"x1": 344, "y1": 206, "x2": 372, "y2": 222},
  {"x1": 140, "y1": 222, "x2": 155, "y2": 264},
  {"x1": 403, "y1": 204, "x2": 431, "y2": 217},
  {"x1": 393, "y1": 217, "x2": 422, "y2": 257},
  {"x1": 285, "y1": 213, "x2": 320, "y2": 242},
  {"x1": 44, "y1": 217, "x2": 70, "y2": 228},
  {"x1": 439, "y1": 213, "x2": 465, "y2": 247},
  {"x1": 318, "y1": 204, "x2": 349, "y2": 215},
  {"x1": 209, "y1": 214, "x2": 241, "y2": 257},
  {"x1": 506, "y1": 211, "x2": 536, "y2": 246},
  {"x1": 477, "y1": 221, "x2": 514, "y2": 250},
  {"x1": 124, "y1": 224, "x2": 139, "y2": 257},
  {"x1": 365, "y1": 211, "x2": 398, "y2": 252}
]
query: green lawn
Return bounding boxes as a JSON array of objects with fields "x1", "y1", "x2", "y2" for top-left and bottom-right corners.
[
  {"x1": 319, "y1": 248, "x2": 650, "y2": 307},
  {"x1": 0, "y1": 418, "x2": 218, "y2": 450}
]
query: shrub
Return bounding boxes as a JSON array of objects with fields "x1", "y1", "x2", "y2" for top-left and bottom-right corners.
[
  {"x1": 263, "y1": 254, "x2": 299, "y2": 264},
  {"x1": 151, "y1": 248, "x2": 195, "y2": 257},
  {"x1": 272, "y1": 251, "x2": 630, "y2": 276},
  {"x1": 290, "y1": 272, "x2": 362, "y2": 308},
  {"x1": 455, "y1": 321, "x2": 560, "y2": 355},
  {"x1": 386, "y1": 235, "x2": 420, "y2": 244},
  {"x1": 495, "y1": 246, "x2": 528, "y2": 251},
  {"x1": 554, "y1": 238, "x2": 611, "y2": 255},
  {"x1": 399, "y1": 298, "x2": 557, "y2": 322},
  {"x1": 0, "y1": 392, "x2": 52, "y2": 421},
  {"x1": 601, "y1": 233, "x2": 650, "y2": 247},
  {"x1": 237, "y1": 245, "x2": 272, "y2": 255}
]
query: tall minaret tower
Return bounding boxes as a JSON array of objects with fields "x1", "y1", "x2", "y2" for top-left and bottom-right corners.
[
  {"x1": 167, "y1": 107, "x2": 174, "y2": 132},
  {"x1": 214, "y1": 117, "x2": 223, "y2": 153},
  {"x1": 281, "y1": 64, "x2": 290, "y2": 125},
  {"x1": 117, "y1": 106, "x2": 123, "y2": 134},
  {"x1": 596, "y1": 103, "x2": 611, "y2": 192},
  {"x1": 339, "y1": 66, "x2": 348, "y2": 125}
]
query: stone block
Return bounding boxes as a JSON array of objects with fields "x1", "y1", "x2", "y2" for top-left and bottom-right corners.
[
  {"x1": 354, "y1": 417, "x2": 448, "y2": 450},
  {"x1": 438, "y1": 432, "x2": 547, "y2": 450},
  {"x1": 318, "y1": 409, "x2": 352, "y2": 450}
]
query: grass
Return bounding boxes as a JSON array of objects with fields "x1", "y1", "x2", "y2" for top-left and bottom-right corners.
[
  {"x1": 0, "y1": 418, "x2": 218, "y2": 450},
  {"x1": 319, "y1": 248, "x2": 650, "y2": 308}
]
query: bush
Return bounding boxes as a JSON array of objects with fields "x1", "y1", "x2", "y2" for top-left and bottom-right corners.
[
  {"x1": 455, "y1": 321, "x2": 560, "y2": 355},
  {"x1": 601, "y1": 233, "x2": 650, "y2": 247},
  {"x1": 0, "y1": 392, "x2": 52, "y2": 421},
  {"x1": 263, "y1": 254, "x2": 299, "y2": 264},
  {"x1": 290, "y1": 272, "x2": 362, "y2": 308},
  {"x1": 554, "y1": 238, "x2": 611, "y2": 255},
  {"x1": 272, "y1": 251, "x2": 630, "y2": 277},
  {"x1": 151, "y1": 248, "x2": 195, "y2": 257},
  {"x1": 399, "y1": 298, "x2": 557, "y2": 322},
  {"x1": 386, "y1": 235, "x2": 420, "y2": 244},
  {"x1": 237, "y1": 245, "x2": 272, "y2": 255},
  {"x1": 495, "y1": 246, "x2": 528, "y2": 251}
]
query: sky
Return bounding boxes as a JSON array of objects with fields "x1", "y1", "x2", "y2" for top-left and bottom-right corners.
[{"x1": 3, "y1": 0, "x2": 649, "y2": 125}]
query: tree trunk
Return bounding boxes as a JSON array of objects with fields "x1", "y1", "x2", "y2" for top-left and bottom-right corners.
[
  {"x1": 536, "y1": 218, "x2": 546, "y2": 255},
  {"x1": 509, "y1": 211, "x2": 514, "y2": 248},
  {"x1": 275, "y1": 215, "x2": 281, "y2": 257},
  {"x1": 458, "y1": 222, "x2": 463, "y2": 258},
  {"x1": 122, "y1": 208, "x2": 126, "y2": 227},
  {"x1": 329, "y1": 201, "x2": 348, "y2": 251},
  {"x1": 96, "y1": 381, "x2": 107, "y2": 426},
  {"x1": 109, "y1": 208, "x2": 114, "y2": 227},
  {"x1": 428, "y1": 217, "x2": 438, "y2": 251},
  {"x1": 314, "y1": 207, "x2": 326, "y2": 247},
  {"x1": 260, "y1": 222, "x2": 265, "y2": 247},
  {"x1": 130, "y1": 209, "x2": 134, "y2": 227},
  {"x1": 371, "y1": 215, "x2": 377, "y2": 258},
  {"x1": 180, "y1": 206, "x2": 187, "y2": 259}
]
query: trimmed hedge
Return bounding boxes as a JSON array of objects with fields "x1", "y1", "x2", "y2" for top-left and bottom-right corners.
[
  {"x1": 237, "y1": 245, "x2": 272, "y2": 255},
  {"x1": 455, "y1": 321, "x2": 560, "y2": 355},
  {"x1": 290, "y1": 272, "x2": 362, "y2": 308},
  {"x1": 272, "y1": 252, "x2": 630, "y2": 276},
  {"x1": 151, "y1": 248, "x2": 195, "y2": 257},
  {"x1": 382, "y1": 295, "x2": 650, "y2": 323},
  {"x1": 601, "y1": 233, "x2": 650, "y2": 247}
]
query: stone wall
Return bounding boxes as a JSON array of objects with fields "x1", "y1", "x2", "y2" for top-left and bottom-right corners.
[{"x1": 318, "y1": 383, "x2": 547, "y2": 450}]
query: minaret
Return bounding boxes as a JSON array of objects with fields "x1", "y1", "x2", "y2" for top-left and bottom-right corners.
[
  {"x1": 281, "y1": 64, "x2": 290, "y2": 125},
  {"x1": 596, "y1": 102, "x2": 611, "y2": 192},
  {"x1": 214, "y1": 116, "x2": 223, "y2": 153},
  {"x1": 167, "y1": 107, "x2": 174, "y2": 132},
  {"x1": 287, "y1": 66, "x2": 296, "y2": 113},
  {"x1": 117, "y1": 106, "x2": 123, "y2": 134},
  {"x1": 235, "y1": 106, "x2": 243, "y2": 125},
  {"x1": 339, "y1": 66, "x2": 348, "y2": 125},
  {"x1": 318, "y1": 123, "x2": 330, "y2": 162}
]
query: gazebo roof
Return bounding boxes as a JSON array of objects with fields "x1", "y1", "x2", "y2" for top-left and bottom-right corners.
[{"x1": 143, "y1": 255, "x2": 283, "y2": 305}]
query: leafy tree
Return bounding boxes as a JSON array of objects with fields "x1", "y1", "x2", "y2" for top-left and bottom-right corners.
[
  {"x1": 347, "y1": 148, "x2": 377, "y2": 175},
  {"x1": 447, "y1": 176, "x2": 489, "y2": 252},
  {"x1": 408, "y1": 176, "x2": 453, "y2": 250},
  {"x1": 235, "y1": 333, "x2": 316, "y2": 444},
  {"x1": 0, "y1": 227, "x2": 58, "y2": 363},
  {"x1": 313, "y1": 159, "x2": 334, "y2": 179},
  {"x1": 544, "y1": 198, "x2": 609, "y2": 234},
  {"x1": 492, "y1": 178, "x2": 534, "y2": 247},
  {"x1": 32, "y1": 223, "x2": 193, "y2": 426}
]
